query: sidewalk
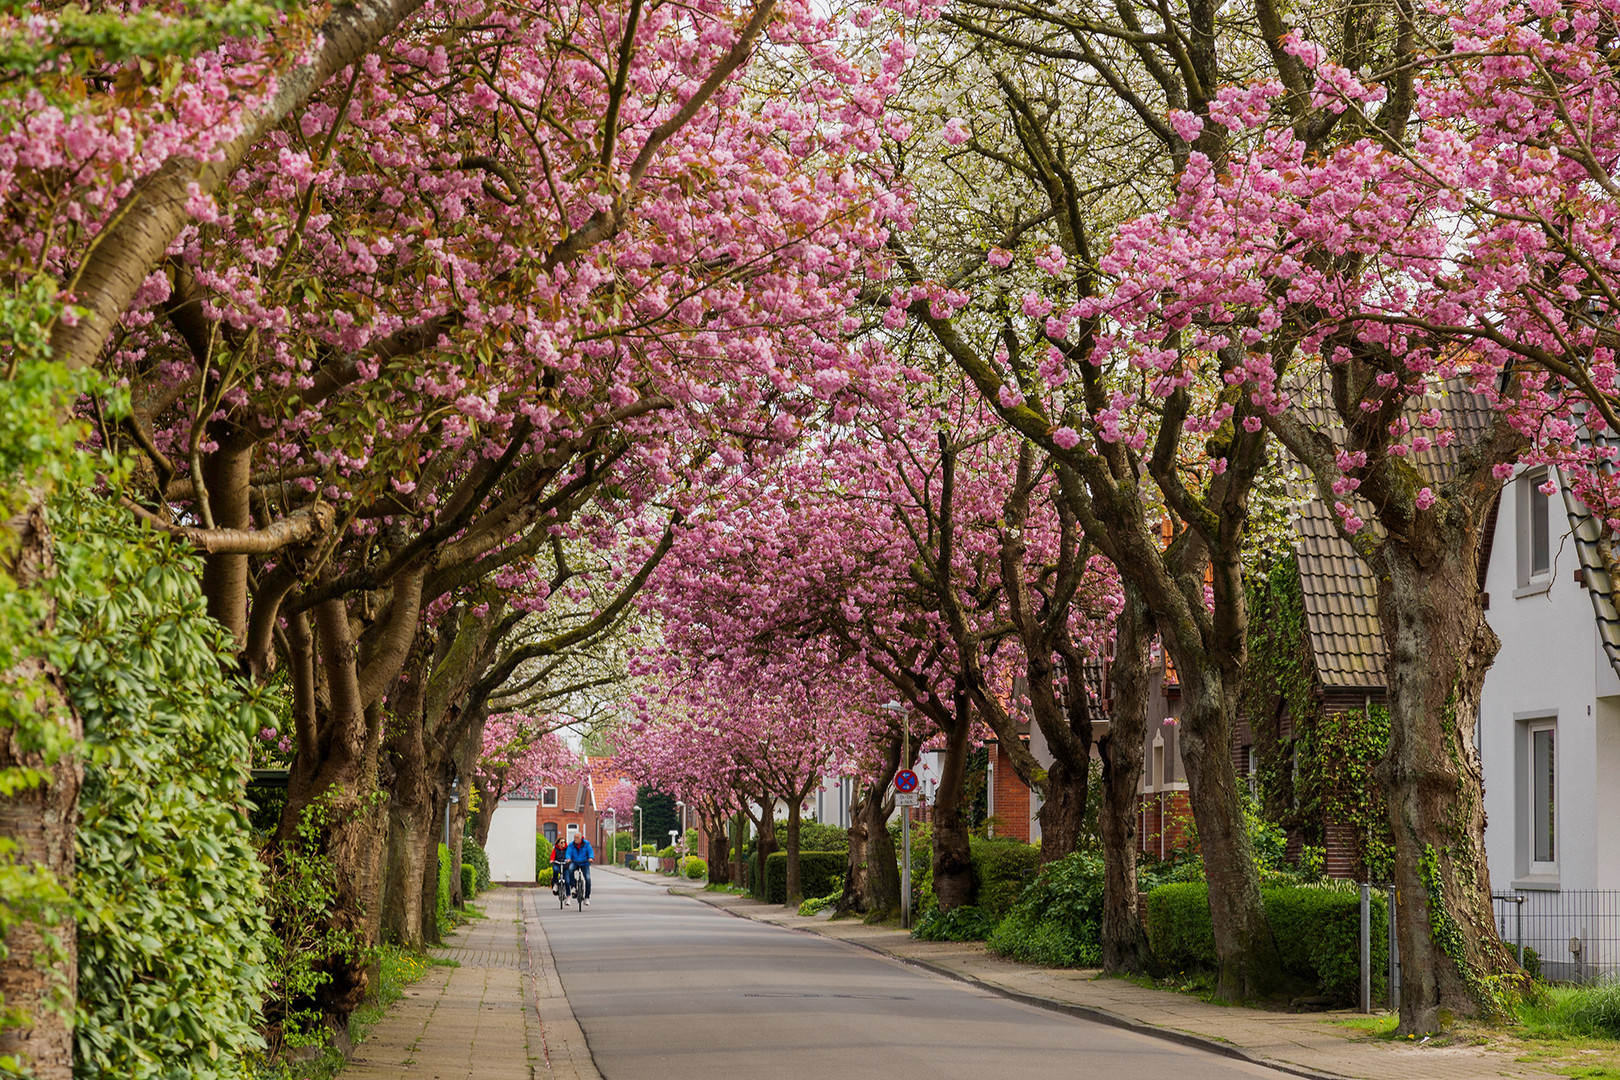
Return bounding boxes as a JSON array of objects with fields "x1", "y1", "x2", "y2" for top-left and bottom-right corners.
[
  {"x1": 342, "y1": 888, "x2": 599, "y2": 1080},
  {"x1": 672, "y1": 885, "x2": 1561, "y2": 1080}
]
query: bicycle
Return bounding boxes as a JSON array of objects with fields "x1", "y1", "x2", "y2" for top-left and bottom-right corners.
[{"x1": 570, "y1": 862, "x2": 586, "y2": 911}]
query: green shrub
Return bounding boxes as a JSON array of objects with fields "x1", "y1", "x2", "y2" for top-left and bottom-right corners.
[
  {"x1": 657, "y1": 844, "x2": 678, "y2": 859},
  {"x1": 971, "y1": 836, "x2": 1041, "y2": 918},
  {"x1": 64, "y1": 497, "x2": 272, "y2": 1079},
  {"x1": 680, "y1": 856, "x2": 708, "y2": 880},
  {"x1": 1144, "y1": 882, "x2": 1218, "y2": 970},
  {"x1": 1145, "y1": 881, "x2": 1386, "y2": 1002},
  {"x1": 912, "y1": 905, "x2": 998, "y2": 942},
  {"x1": 984, "y1": 852, "x2": 1105, "y2": 967},
  {"x1": 462, "y1": 842, "x2": 491, "y2": 892},
  {"x1": 538, "y1": 866, "x2": 553, "y2": 886},
  {"x1": 460, "y1": 863, "x2": 477, "y2": 898},
  {"x1": 613, "y1": 832, "x2": 636, "y2": 856},
  {"x1": 989, "y1": 909, "x2": 1101, "y2": 967},
  {"x1": 798, "y1": 892, "x2": 840, "y2": 916},
  {"x1": 796, "y1": 822, "x2": 850, "y2": 853},
  {"x1": 437, "y1": 843, "x2": 453, "y2": 933},
  {"x1": 764, "y1": 851, "x2": 845, "y2": 904},
  {"x1": 1521, "y1": 946, "x2": 1542, "y2": 981}
]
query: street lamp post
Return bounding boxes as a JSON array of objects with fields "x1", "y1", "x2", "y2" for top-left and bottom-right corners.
[{"x1": 634, "y1": 804, "x2": 643, "y2": 869}]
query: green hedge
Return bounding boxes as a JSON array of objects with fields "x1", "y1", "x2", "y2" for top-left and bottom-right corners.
[
  {"x1": 764, "y1": 851, "x2": 845, "y2": 904},
  {"x1": 462, "y1": 841, "x2": 491, "y2": 892},
  {"x1": 1145, "y1": 882, "x2": 1385, "y2": 1001},
  {"x1": 436, "y1": 843, "x2": 452, "y2": 933},
  {"x1": 971, "y1": 836, "x2": 1040, "y2": 918},
  {"x1": 460, "y1": 863, "x2": 477, "y2": 898},
  {"x1": 682, "y1": 857, "x2": 708, "y2": 880}
]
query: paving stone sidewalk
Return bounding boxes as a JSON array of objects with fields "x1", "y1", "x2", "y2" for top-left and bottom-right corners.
[
  {"x1": 341, "y1": 888, "x2": 599, "y2": 1080},
  {"x1": 673, "y1": 884, "x2": 1561, "y2": 1080}
]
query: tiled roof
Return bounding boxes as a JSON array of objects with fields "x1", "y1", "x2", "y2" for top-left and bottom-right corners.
[
  {"x1": 1294, "y1": 499, "x2": 1384, "y2": 689},
  {"x1": 1560, "y1": 420, "x2": 1620, "y2": 680},
  {"x1": 1288, "y1": 382, "x2": 1496, "y2": 691}
]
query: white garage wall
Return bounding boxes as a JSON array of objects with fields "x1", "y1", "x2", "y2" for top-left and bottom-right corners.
[{"x1": 487, "y1": 799, "x2": 538, "y2": 883}]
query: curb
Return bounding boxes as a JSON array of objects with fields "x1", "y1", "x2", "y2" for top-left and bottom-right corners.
[{"x1": 672, "y1": 887, "x2": 1351, "y2": 1080}]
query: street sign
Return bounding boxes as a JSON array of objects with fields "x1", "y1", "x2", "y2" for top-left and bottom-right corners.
[
  {"x1": 894, "y1": 792, "x2": 918, "y2": 806},
  {"x1": 894, "y1": 769, "x2": 919, "y2": 793}
]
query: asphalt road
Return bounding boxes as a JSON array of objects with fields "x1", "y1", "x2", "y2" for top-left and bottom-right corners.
[{"x1": 538, "y1": 868, "x2": 1298, "y2": 1080}]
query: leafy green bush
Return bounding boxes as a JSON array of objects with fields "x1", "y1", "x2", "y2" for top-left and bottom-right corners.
[
  {"x1": 1144, "y1": 882, "x2": 1218, "y2": 970},
  {"x1": 798, "y1": 892, "x2": 840, "y2": 916},
  {"x1": 912, "y1": 905, "x2": 998, "y2": 942},
  {"x1": 462, "y1": 842, "x2": 491, "y2": 892},
  {"x1": 985, "y1": 851, "x2": 1105, "y2": 967},
  {"x1": 1145, "y1": 881, "x2": 1385, "y2": 1001},
  {"x1": 437, "y1": 843, "x2": 452, "y2": 934},
  {"x1": 680, "y1": 856, "x2": 708, "y2": 880},
  {"x1": 971, "y1": 836, "x2": 1040, "y2": 918},
  {"x1": 796, "y1": 822, "x2": 850, "y2": 853},
  {"x1": 613, "y1": 832, "x2": 636, "y2": 856},
  {"x1": 764, "y1": 851, "x2": 845, "y2": 904},
  {"x1": 64, "y1": 496, "x2": 273, "y2": 1079},
  {"x1": 461, "y1": 863, "x2": 477, "y2": 898},
  {"x1": 538, "y1": 866, "x2": 553, "y2": 887}
]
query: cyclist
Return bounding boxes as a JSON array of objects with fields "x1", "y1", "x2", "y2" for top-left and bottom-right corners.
[
  {"x1": 549, "y1": 836, "x2": 568, "y2": 896},
  {"x1": 562, "y1": 833, "x2": 594, "y2": 906}
]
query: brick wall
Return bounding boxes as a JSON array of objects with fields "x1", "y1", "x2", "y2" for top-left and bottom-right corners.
[
  {"x1": 989, "y1": 740, "x2": 1033, "y2": 842},
  {"x1": 1323, "y1": 818, "x2": 1359, "y2": 880},
  {"x1": 1137, "y1": 789, "x2": 1195, "y2": 858}
]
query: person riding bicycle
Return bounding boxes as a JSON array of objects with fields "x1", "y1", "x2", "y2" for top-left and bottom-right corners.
[
  {"x1": 561, "y1": 834, "x2": 594, "y2": 905},
  {"x1": 549, "y1": 836, "x2": 567, "y2": 895}
]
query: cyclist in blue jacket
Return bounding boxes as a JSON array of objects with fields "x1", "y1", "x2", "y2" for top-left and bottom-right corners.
[{"x1": 562, "y1": 835, "x2": 594, "y2": 905}]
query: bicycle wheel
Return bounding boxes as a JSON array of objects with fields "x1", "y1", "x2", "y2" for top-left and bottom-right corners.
[
  {"x1": 558, "y1": 872, "x2": 566, "y2": 909},
  {"x1": 574, "y1": 869, "x2": 584, "y2": 912}
]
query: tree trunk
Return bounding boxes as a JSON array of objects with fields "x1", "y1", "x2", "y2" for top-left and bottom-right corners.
[
  {"x1": 381, "y1": 804, "x2": 431, "y2": 949},
  {"x1": 730, "y1": 812, "x2": 746, "y2": 885},
  {"x1": 754, "y1": 798, "x2": 777, "y2": 898},
  {"x1": 471, "y1": 776, "x2": 499, "y2": 849},
  {"x1": 1177, "y1": 660, "x2": 1281, "y2": 1001},
  {"x1": 277, "y1": 598, "x2": 390, "y2": 1028},
  {"x1": 840, "y1": 782, "x2": 901, "y2": 918},
  {"x1": 706, "y1": 813, "x2": 730, "y2": 884},
  {"x1": 932, "y1": 693, "x2": 975, "y2": 911},
  {"x1": 1376, "y1": 540, "x2": 1516, "y2": 1033},
  {"x1": 1099, "y1": 582, "x2": 1154, "y2": 975},
  {"x1": 784, "y1": 798, "x2": 803, "y2": 905},
  {"x1": 0, "y1": 497, "x2": 80, "y2": 1080}
]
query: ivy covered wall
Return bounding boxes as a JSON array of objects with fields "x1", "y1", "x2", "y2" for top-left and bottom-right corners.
[{"x1": 1241, "y1": 556, "x2": 1394, "y2": 880}]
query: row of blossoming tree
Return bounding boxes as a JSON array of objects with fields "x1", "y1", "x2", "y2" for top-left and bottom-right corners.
[{"x1": 6, "y1": 0, "x2": 1620, "y2": 1068}]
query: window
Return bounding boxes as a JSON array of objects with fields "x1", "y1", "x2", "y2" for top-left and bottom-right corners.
[
  {"x1": 566, "y1": 823, "x2": 579, "y2": 841},
  {"x1": 541, "y1": 787, "x2": 558, "y2": 807},
  {"x1": 1529, "y1": 720, "x2": 1557, "y2": 874},
  {"x1": 544, "y1": 822, "x2": 558, "y2": 845},
  {"x1": 1518, "y1": 469, "x2": 1553, "y2": 587}
]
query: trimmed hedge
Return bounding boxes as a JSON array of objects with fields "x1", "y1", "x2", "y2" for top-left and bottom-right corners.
[
  {"x1": 1145, "y1": 882, "x2": 1386, "y2": 1001},
  {"x1": 460, "y1": 863, "x2": 477, "y2": 898},
  {"x1": 462, "y1": 842, "x2": 491, "y2": 892},
  {"x1": 764, "y1": 851, "x2": 845, "y2": 904},
  {"x1": 436, "y1": 843, "x2": 453, "y2": 932},
  {"x1": 971, "y1": 836, "x2": 1041, "y2": 918},
  {"x1": 682, "y1": 856, "x2": 708, "y2": 880}
]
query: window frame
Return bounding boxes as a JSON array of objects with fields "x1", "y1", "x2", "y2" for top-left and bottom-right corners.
[
  {"x1": 1527, "y1": 718, "x2": 1558, "y2": 876},
  {"x1": 1517, "y1": 467, "x2": 1554, "y2": 590},
  {"x1": 541, "y1": 786, "x2": 558, "y2": 807}
]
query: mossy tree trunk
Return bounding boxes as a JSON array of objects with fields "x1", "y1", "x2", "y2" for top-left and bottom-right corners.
[{"x1": 1099, "y1": 581, "x2": 1154, "y2": 975}]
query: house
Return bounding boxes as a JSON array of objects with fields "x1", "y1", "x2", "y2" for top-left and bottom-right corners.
[
  {"x1": 534, "y1": 758, "x2": 631, "y2": 857},
  {"x1": 486, "y1": 786, "x2": 540, "y2": 883},
  {"x1": 1477, "y1": 461, "x2": 1620, "y2": 979}
]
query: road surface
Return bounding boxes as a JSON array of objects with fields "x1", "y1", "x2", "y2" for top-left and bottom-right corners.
[{"x1": 536, "y1": 868, "x2": 1298, "y2": 1080}]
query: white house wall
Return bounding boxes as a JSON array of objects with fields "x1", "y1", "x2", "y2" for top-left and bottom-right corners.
[
  {"x1": 486, "y1": 799, "x2": 538, "y2": 883},
  {"x1": 1479, "y1": 469, "x2": 1618, "y2": 894}
]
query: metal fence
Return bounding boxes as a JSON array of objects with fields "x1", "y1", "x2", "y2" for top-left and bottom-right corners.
[{"x1": 1492, "y1": 890, "x2": 1620, "y2": 983}]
